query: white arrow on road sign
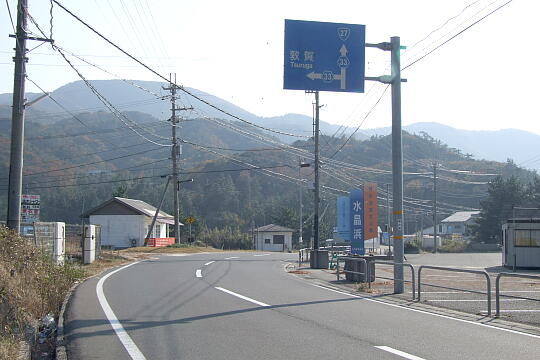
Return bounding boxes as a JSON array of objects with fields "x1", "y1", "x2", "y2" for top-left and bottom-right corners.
[{"x1": 307, "y1": 71, "x2": 346, "y2": 89}]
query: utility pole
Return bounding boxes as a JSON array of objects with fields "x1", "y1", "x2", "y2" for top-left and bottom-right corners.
[
  {"x1": 386, "y1": 183, "x2": 391, "y2": 254},
  {"x1": 163, "y1": 75, "x2": 192, "y2": 244},
  {"x1": 420, "y1": 211, "x2": 424, "y2": 250},
  {"x1": 433, "y1": 162, "x2": 438, "y2": 253},
  {"x1": 299, "y1": 159, "x2": 310, "y2": 248},
  {"x1": 6, "y1": 0, "x2": 29, "y2": 232},
  {"x1": 7, "y1": 0, "x2": 52, "y2": 232}
]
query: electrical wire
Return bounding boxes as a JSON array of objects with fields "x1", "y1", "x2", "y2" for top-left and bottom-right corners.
[
  {"x1": 50, "y1": 0, "x2": 309, "y2": 139},
  {"x1": 402, "y1": 0, "x2": 514, "y2": 71}
]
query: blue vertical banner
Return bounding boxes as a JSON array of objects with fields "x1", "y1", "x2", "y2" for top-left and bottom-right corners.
[
  {"x1": 349, "y1": 189, "x2": 364, "y2": 255},
  {"x1": 336, "y1": 196, "x2": 351, "y2": 241}
]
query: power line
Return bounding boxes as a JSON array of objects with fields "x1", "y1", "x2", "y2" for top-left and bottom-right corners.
[
  {"x1": 0, "y1": 146, "x2": 166, "y2": 179},
  {"x1": 402, "y1": 0, "x2": 514, "y2": 71},
  {"x1": 50, "y1": 0, "x2": 309, "y2": 139}
]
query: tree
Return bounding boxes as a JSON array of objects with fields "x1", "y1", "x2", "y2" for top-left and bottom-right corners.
[
  {"x1": 472, "y1": 176, "x2": 525, "y2": 244},
  {"x1": 112, "y1": 184, "x2": 128, "y2": 198}
]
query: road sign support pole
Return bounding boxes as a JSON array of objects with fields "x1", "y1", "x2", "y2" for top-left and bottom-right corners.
[
  {"x1": 390, "y1": 36, "x2": 404, "y2": 294},
  {"x1": 313, "y1": 91, "x2": 321, "y2": 268},
  {"x1": 366, "y1": 38, "x2": 405, "y2": 293}
]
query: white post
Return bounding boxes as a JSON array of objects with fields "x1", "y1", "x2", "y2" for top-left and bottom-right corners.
[
  {"x1": 53, "y1": 222, "x2": 65, "y2": 265},
  {"x1": 84, "y1": 224, "x2": 96, "y2": 264}
]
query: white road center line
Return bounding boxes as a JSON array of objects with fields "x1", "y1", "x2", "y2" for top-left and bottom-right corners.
[
  {"x1": 204, "y1": 261, "x2": 215, "y2": 266},
  {"x1": 224, "y1": 256, "x2": 239, "y2": 260},
  {"x1": 196, "y1": 269, "x2": 202, "y2": 278},
  {"x1": 96, "y1": 262, "x2": 147, "y2": 360},
  {"x1": 375, "y1": 346, "x2": 425, "y2": 360},
  {"x1": 215, "y1": 287, "x2": 270, "y2": 307}
]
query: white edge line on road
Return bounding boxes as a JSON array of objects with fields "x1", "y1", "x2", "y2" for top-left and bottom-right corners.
[
  {"x1": 309, "y1": 283, "x2": 540, "y2": 340},
  {"x1": 224, "y1": 256, "x2": 240, "y2": 260},
  {"x1": 196, "y1": 269, "x2": 202, "y2": 278},
  {"x1": 215, "y1": 287, "x2": 270, "y2": 307},
  {"x1": 96, "y1": 262, "x2": 146, "y2": 360},
  {"x1": 375, "y1": 346, "x2": 425, "y2": 360},
  {"x1": 427, "y1": 299, "x2": 526, "y2": 302},
  {"x1": 204, "y1": 261, "x2": 215, "y2": 266}
]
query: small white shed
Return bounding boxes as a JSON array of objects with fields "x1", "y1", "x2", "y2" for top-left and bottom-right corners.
[
  {"x1": 502, "y1": 218, "x2": 540, "y2": 269},
  {"x1": 82, "y1": 197, "x2": 181, "y2": 248},
  {"x1": 254, "y1": 224, "x2": 294, "y2": 252}
]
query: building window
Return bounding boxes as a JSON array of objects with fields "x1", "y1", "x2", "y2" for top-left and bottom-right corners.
[
  {"x1": 273, "y1": 235, "x2": 285, "y2": 244},
  {"x1": 264, "y1": 238, "x2": 271, "y2": 244},
  {"x1": 514, "y1": 229, "x2": 540, "y2": 247}
]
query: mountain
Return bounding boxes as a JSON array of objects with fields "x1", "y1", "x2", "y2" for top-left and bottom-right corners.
[
  {"x1": 0, "y1": 80, "x2": 352, "y2": 143},
  {"x1": 2, "y1": 80, "x2": 540, "y2": 171},
  {"x1": 359, "y1": 122, "x2": 540, "y2": 172}
]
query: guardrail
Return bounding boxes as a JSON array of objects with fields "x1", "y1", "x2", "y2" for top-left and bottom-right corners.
[
  {"x1": 418, "y1": 265, "x2": 492, "y2": 316},
  {"x1": 373, "y1": 261, "x2": 416, "y2": 300},
  {"x1": 336, "y1": 257, "x2": 370, "y2": 288},
  {"x1": 495, "y1": 272, "x2": 540, "y2": 317}
]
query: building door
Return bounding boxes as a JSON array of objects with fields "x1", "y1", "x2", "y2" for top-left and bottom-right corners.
[{"x1": 273, "y1": 235, "x2": 285, "y2": 252}]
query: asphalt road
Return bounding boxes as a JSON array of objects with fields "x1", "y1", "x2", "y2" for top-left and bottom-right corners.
[{"x1": 65, "y1": 252, "x2": 540, "y2": 359}]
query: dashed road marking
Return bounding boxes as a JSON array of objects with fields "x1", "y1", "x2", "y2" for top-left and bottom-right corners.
[
  {"x1": 375, "y1": 346, "x2": 425, "y2": 360},
  {"x1": 224, "y1": 256, "x2": 240, "y2": 260},
  {"x1": 204, "y1": 261, "x2": 215, "y2": 266},
  {"x1": 215, "y1": 287, "x2": 270, "y2": 307},
  {"x1": 196, "y1": 269, "x2": 202, "y2": 278},
  {"x1": 254, "y1": 254, "x2": 270, "y2": 257}
]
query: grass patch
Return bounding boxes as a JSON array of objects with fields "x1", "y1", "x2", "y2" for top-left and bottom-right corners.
[{"x1": 439, "y1": 239, "x2": 467, "y2": 253}]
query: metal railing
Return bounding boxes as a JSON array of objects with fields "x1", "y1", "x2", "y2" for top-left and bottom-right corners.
[
  {"x1": 336, "y1": 257, "x2": 370, "y2": 288},
  {"x1": 373, "y1": 261, "x2": 416, "y2": 300},
  {"x1": 495, "y1": 272, "x2": 540, "y2": 317},
  {"x1": 418, "y1": 265, "x2": 492, "y2": 316}
]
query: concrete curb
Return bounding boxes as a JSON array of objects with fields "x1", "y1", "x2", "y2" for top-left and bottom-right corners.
[{"x1": 55, "y1": 280, "x2": 81, "y2": 360}]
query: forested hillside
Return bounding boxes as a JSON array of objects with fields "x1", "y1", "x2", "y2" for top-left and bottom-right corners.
[{"x1": 2, "y1": 104, "x2": 536, "y2": 246}]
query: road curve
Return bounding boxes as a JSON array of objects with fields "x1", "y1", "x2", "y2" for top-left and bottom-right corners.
[{"x1": 65, "y1": 252, "x2": 540, "y2": 359}]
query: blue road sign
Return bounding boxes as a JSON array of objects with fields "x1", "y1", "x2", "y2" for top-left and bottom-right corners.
[
  {"x1": 349, "y1": 188, "x2": 364, "y2": 255},
  {"x1": 284, "y1": 19, "x2": 365, "y2": 93},
  {"x1": 336, "y1": 196, "x2": 351, "y2": 241}
]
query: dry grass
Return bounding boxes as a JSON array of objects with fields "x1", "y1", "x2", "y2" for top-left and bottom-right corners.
[
  {"x1": 0, "y1": 229, "x2": 140, "y2": 359},
  {"x1": 0, "y1": 226, "x2": 86, "y2": 358}
]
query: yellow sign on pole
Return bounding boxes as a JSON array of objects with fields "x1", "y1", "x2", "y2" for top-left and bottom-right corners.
[{"x1": 187, "y1": 216, "x2": 196, "y2": 224}]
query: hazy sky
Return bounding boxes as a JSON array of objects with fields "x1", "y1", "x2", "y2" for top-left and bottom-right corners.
[{"x1": 1, "y1": 0, "x2": 538, "y2": 135}]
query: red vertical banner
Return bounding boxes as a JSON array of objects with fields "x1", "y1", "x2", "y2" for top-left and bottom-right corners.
[{"x1": 363, "y1": 183, "x2": 378, "y2": 240}]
